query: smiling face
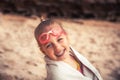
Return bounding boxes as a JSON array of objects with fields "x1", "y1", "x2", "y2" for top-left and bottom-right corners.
[{"x1": 39, "y1": 23, "x2": 70, "y2": 61}]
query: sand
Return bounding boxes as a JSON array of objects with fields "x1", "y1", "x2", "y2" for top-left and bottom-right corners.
[{"x1": 0, "y1": 13, "x2": 120, "y2": 80}]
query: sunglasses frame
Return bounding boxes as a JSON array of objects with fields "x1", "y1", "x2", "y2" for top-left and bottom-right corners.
[{"x1": 38, "y1": 29, "x2": 65, "y2": 44}]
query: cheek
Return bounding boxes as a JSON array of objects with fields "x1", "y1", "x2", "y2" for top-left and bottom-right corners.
[
  {"x1": 40, "y1": 45, "x2": 48, "y2": 54},
  {"x1": 63, "y1": 39, "x2": 70, "y2": 50},
  {"x1": 40, "y1": 47, "x2": 46, "y2": 55},
  {"x1": 42, "y1": 48, "x2": 54, "y2": 56},
  {"x1": 63, "y1": 37, "x2": 69, "y2": 46}
]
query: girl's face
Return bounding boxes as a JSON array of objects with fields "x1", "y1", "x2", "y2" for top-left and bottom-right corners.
[{"x1": 39, "y1": 23, "x2": 70, "y2": 61}]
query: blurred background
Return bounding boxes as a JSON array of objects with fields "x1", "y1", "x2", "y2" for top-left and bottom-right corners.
[
  {"x1": 0, "y1": 0, "x2": 120, "y2": 80},
  {"x1": 0, "y1": 0, "x2": 120, "y2": 21}
]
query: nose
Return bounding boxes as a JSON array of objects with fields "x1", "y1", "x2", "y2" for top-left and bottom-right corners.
[{"x1": 53, "y1": 43, "x2": 62, "y2": 53}]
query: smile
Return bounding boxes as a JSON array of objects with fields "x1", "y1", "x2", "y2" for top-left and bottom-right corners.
[{"x1": 55, "y1": 49, "x2": 65, "y2": 57}]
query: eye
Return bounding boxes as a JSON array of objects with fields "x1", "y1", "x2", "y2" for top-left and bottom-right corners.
[
  {"x1": 45, "y1": 43, "x2": 53, "y2": 48},
  {"x1": 57, "y1": 37, "x2": 63, "y2": 42}
]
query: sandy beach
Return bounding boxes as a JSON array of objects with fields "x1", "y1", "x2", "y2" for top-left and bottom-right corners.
[{"x1": 0, "y1": 13, "x2": 120, "y2": 80}]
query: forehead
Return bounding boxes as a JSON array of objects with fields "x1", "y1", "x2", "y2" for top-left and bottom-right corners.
[{"x1": 43, "y1": 23, "x2": 62, "y2": 32}]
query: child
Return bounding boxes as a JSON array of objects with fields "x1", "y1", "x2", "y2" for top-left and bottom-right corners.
[{"x1": 34, "y1": 19, "x2": 103, "y2": 80}]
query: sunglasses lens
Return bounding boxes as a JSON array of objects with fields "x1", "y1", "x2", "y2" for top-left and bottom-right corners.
[
  {"x1": 41, "y1": 35, "x2": 47, "y2": 40},
  {"x1": 39, "y1": 34, "x2": 48, "y2": 44}
]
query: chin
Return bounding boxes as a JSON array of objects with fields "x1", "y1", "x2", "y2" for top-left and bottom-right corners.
[{"x1": 57, "y1": 55, "x2": 66, "y2": 61}]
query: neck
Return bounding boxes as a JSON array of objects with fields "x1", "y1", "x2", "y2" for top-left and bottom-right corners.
[{"x1": 63, "y1": 51, "x2": 79, "y2": 70}]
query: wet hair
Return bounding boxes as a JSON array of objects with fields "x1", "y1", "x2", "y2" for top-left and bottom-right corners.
[{"x1": 34, "y1": 19, "x2": 66, "y2": 45}]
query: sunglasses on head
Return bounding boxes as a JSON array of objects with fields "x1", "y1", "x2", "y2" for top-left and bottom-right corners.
[{"x1": 38, "y1": 28, "x2": 65, "y2": 44}]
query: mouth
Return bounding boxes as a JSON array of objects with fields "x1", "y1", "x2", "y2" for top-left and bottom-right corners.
[{"x1": 55, "y1": 49, "x2": 66, "y2": 57}]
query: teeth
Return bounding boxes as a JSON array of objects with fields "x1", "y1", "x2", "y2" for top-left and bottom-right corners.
[{"x1": 55, "y1": 49, "x2": 64, "y2": 57}]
